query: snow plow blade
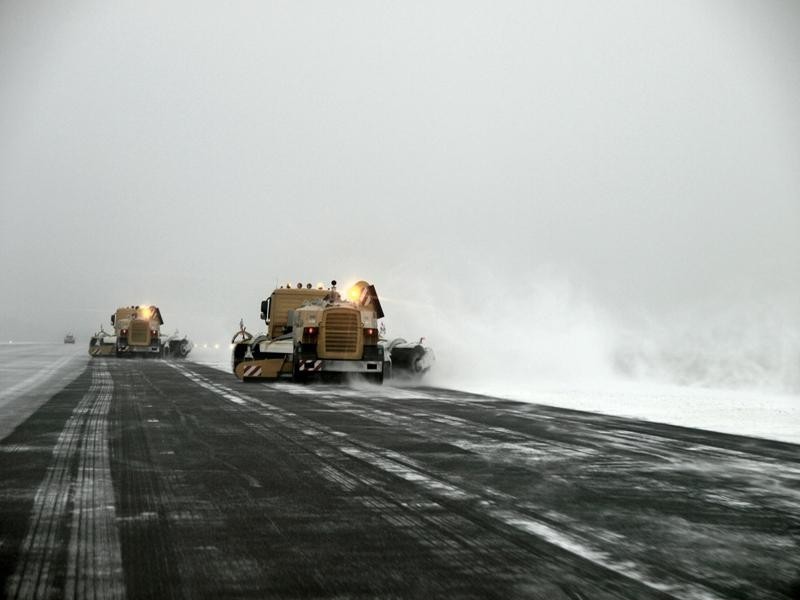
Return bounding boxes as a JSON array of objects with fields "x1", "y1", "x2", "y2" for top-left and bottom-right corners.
[
  {"x1": 89, "y1": 342, "x2": 116, "y2": 357},
  {"x1": 88, "y1": 327, "x2": 116, "y2": 357},
  {"x1": 234, "y1": 357, "x2": 291, "y2": 381}
]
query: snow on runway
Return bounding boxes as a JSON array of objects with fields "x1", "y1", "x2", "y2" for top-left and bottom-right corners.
[
  {"x1": 2, "y1": 358, "x2": 797, "y2": 598},
  {"x1": 454, "y1": 380, "x2": 800, "y2": 445},
  {"x1": 0, "y1": 343, "x2": 88, "y2": 441},
  {"x1": 6, "y1": 362, "x2": 124, "y2": 600},
  {"x1": 191, "y1": 347, "x2": 800, "y2": 445}
]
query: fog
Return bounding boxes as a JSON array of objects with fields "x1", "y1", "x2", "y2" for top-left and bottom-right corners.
[{"x1": 2, "y1": 1, "x2": 798, "y2": 393}]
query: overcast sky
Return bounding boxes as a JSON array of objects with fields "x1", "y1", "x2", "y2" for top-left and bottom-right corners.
[{"x1": 1, "y1": 1, "x2": 798, "y2": 361}]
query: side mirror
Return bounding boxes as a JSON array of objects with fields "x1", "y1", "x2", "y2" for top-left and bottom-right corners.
[
  {"x1": 260, "y1": 298, "x2": 271, "y2": 323},
  {"x1": 110, "y1": 314, "x2": 115, "y2": 325}
]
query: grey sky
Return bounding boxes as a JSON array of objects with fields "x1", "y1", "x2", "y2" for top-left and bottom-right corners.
[{"x1": 1, "y1": 0, "x2": 798, "y2": 354}]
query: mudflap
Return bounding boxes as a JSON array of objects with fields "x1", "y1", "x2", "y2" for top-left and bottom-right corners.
[{"x1": 234, "y1": 357, "x2": 291, "y2": 381}]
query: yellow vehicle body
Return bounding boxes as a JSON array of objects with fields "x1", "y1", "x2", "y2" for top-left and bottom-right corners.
[
  {"x1": 232, "y1": 281, "x2": 385, "y2": 383},
  {"x1": 112, "y1": 305, "x2": 164, "y2": 357},
  {"x1": 232, "y1": 280, "x2": 433, "y2": 383},
  {"x1": 232, "y1": 286, "x2": 327, "y2": 381},
  {"x1": 234, "y1": 357, "x2": 291, "y2": 380}
]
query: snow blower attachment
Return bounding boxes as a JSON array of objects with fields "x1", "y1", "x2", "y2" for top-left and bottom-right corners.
[
  {"x1": 161, "y1": 330, "x2": 193, "y2": 359},
  {"x1": 384, "y1": 338, "x2": 435, "y2": 378},
  {"x1": 231, "y1": 280, "x2": 434, "y2": 383}
]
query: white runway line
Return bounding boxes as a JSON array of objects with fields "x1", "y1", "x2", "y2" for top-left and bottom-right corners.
[{"x1": 6, "y1": 364, "x2": 125, "y2": 600}]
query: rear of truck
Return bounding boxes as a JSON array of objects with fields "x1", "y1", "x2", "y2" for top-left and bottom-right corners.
[
  {"x1": 113, "y1": 306, "x2": 163, "y2": 357},
  {"x1": 293, "y1": 301, "x2": 385, "y2": 383}
]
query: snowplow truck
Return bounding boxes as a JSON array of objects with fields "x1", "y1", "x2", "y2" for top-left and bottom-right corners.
[
  {"x1": 111, "y1": 305, "x2": 163, "y2": 357},
  {"x1": 232, "y1": 281, "x2": 385, "y2": 383},
  {"x1": 232, "y1": 280, "x2": 434, "y2": 383}
]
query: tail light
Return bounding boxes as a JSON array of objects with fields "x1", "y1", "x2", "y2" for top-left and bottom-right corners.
[
  {"x1": 302, "y1": 327, "x2": 319, "y2": 344},
  {"x1": 363, "y1": 327, "x2": 378, "y2": 345}
]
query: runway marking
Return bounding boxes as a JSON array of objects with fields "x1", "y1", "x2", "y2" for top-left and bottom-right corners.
[
  {"x1": 6, "y1": 364, "x2": 125, "y2": 600},
  {"x1": 170, "y1": 363, "x2": 727, "y2": 600}
]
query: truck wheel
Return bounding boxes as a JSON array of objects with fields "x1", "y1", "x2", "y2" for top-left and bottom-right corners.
[
  {"x1": 231, "y1": 343, "x2": 248, "y2": 374},
  {"x1": 292, "y1": 360, "x2": 307, "y2": 383},
  {"x1": 408, "y1": 347, "x2": 425, "y2": 375}
]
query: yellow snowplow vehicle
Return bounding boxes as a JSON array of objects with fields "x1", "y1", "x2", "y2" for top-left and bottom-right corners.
[
  {"x1": 89, "y1": 307, "x2": 193, "y2": 359},
  {"x1": 231, "y1": 280, "x2": 433, "y2": 383},
  {"x1": 111, "y1": 305, "x2": 164, "y2": 357}
]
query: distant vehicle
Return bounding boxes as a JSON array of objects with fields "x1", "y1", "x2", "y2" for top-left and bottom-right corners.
[
  {"x1": 231, "y1": 279, "x2": 434, "y2": 383},
  {"x1": 63, "y1": 333, "x2": 75, "y2": 344}
]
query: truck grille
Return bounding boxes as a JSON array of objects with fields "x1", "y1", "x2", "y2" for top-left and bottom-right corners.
[
  {"x1": 129, "y1": 320, "x2": 150, "y2": 345},
  {"x1": 323, "y1": 310, "x2": 359, "y2": 356}
]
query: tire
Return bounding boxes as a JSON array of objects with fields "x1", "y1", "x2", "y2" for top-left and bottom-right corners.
[
  {"x1": 231, "y1": 343, "x2": 249, "y2": 374},
  {"x1": 409, "y1": 347, "x2": 425, "y2": 374},
  {"x1": 292, "y1": 356, "x2": 307, "y2": 383}
]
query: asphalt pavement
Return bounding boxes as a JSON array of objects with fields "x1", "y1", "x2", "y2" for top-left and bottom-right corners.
[{"x1": 1, "y1": 357, "x2": 798, "y2": 599}]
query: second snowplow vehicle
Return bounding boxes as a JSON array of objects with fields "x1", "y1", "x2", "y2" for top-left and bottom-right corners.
[
  {"x1": 89, "y1": 305, "x2": 192, "y2": 359},
  {"x1": 232, "y1": 280, "x2": 433, "y2": 383},
  {"x1": 112, "y1": 306, "x2": 163, "y2": 357}
]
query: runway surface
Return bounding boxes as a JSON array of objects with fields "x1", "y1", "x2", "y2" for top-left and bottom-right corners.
[{"x1": 0, "y1": 355, "x2": 798, "y2": 599}]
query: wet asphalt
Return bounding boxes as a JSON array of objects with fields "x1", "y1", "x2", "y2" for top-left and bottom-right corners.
[{"x1": 1, "y1": 358, "x2": 798, "y2": 599}]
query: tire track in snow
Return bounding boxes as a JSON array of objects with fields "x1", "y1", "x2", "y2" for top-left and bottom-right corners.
[
  {"x1": 168, "y1": 366, "x2": 523, "y2": 597},
  {"x1": 172, "y1": 363, "x2": 709, "y2": 599},
  {"x1": 6, "y1": 363, "x2": 124, "y2": 600}
]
